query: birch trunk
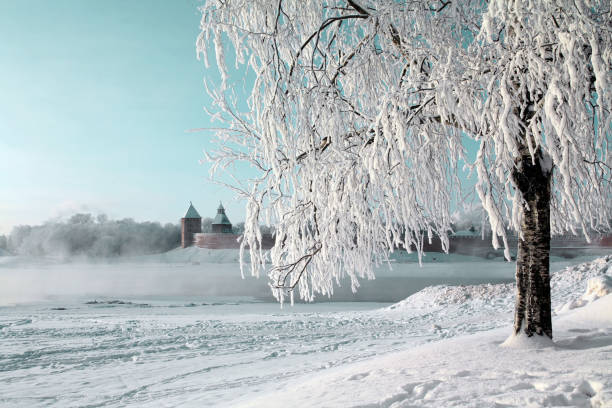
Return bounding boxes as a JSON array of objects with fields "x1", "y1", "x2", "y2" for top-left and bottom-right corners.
[{"x1": 512, "y1": 147, "x2": 553, "y2": 338}]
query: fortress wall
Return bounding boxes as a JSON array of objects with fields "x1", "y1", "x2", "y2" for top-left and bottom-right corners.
[
  {"x1": 406, "y1": 233, "x2": 611, "y2": 256},
  {"x1": 195, "y1": 233, "x2": 275, "y2": 250}
]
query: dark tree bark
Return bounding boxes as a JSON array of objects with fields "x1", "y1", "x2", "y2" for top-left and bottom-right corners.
[{"x1": 512, "y1": 145, "x2": 553, "y2": 338}]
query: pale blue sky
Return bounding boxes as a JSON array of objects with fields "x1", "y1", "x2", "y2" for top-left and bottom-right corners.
[
  {"x1": 0, "y1": 1, "x2": 481, "y2": 235},
  {"x1": 0, "y1": 0, "x2": 243, "y2": 233}
]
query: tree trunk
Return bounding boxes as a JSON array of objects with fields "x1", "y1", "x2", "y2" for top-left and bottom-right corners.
[{"x1": 512, "y1": 148, "x2": 553, "y2": 339}]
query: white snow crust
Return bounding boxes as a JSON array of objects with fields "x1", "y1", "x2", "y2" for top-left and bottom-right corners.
[
  {"x1": 0, "y1": 255, "x2": 610, "y2": 407},
  {"x1": 240, "y1": 255, "x2": 612, "y2": 407}
]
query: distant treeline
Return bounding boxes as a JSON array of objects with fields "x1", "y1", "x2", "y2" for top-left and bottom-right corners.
[
  {"x1": 1, "y1": 214, "x2": 180, "y2": 257},
  {"x1": 0, "y1": 214, "x2": 267, "y2": 257}
]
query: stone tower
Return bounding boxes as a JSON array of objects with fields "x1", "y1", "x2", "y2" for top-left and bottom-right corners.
[
  {"x1": 181, "y1": 202, "x2": 202, "y2": 248},
  {"x1": 211, "y1": 202, "x2": 232, "y2": 233}
]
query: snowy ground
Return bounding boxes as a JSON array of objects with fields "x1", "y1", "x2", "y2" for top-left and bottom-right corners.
[
  {"x1": 242, "y1": 255, "x2": 612, "y2": 408},
  {"x1": 0, "y1": 252, "x2": 610, "y2": 407}
]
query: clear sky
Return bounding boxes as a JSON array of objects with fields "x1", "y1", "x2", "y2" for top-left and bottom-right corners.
[{"x1": 0, "y1": 0, "x2": 244, "y2": 234}]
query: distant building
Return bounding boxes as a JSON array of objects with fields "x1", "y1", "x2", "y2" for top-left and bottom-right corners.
[
  {"x1": 195, "y1": 202, "x2": 240, "y2": 249},
  {"x1": 181, "y1": 202, "x2": 202, "y2": 248},
  {"x1": 186, "y1": 204, "x2": 612, "y2": 255},
  {"x1": 212, "y1": 202, "x2": 233, "y2": 233}
]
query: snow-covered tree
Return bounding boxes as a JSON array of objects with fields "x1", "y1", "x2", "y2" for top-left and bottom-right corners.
[{"x1": 198, "y1": 0, "x2": 611, "y2": 339}]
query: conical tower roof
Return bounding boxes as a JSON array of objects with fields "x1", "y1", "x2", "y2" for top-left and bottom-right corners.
[
  {"x1": 184, "y1": 202, "x2": 201, "y2": 219},
  {"x1": 213, "y1": 202, "x2": 232, "y2": 225}
]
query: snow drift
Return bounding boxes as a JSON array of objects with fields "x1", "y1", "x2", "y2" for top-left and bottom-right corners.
[{"x1": 239, "y1": 255, "x2": 612, "y2": 407}]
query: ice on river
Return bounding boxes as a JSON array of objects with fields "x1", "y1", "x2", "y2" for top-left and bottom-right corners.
[
  {"x1": 0, "y1": 298, "x2": 399, "y2": 407},
  {"x1": 0, "y1": 251, "x2": 610, "y2": 407}
]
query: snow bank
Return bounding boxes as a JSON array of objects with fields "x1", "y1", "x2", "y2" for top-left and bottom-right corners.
[
  {"x1": 500, "y1": 331, "x2": 555, "y2": 349},
  {"x1": 387, "y1": 254, "x2": 612, "y2": 313},
  {"x1": 138, "y1": 246, "x2": 245, "y2": 264},
  {"x1": 241, "y1": 295, "x2": 612, "y2": 407},
  {"x1": 585, "y1": 275, "x2": 612, "y2": 300},
  {"x1": 239, "y1": 255, "x2": 612, "y2": 407},
  {"x1": 555, "y1": 256, "x2": 612, "y2": 313},
  {"x1": 386, "y1": 282, "x2": 513, "y2": 310}
]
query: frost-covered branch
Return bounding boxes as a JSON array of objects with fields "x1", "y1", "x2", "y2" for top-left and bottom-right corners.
[{"x1": 199, "y1": 0, "x2": 611, "y2": 303}]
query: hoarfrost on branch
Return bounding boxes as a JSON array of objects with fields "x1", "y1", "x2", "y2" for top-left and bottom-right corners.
[{"x1": 198, "y1": 0, "x2": 611, "y2": 303}]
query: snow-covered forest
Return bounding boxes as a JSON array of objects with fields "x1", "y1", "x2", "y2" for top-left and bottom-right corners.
[
  {"x1": 3, "y1": 214, "x2": 180, "y2": 257},
  {"x1": 0, "y1": 215, "x2": 271, "y2": 258}
]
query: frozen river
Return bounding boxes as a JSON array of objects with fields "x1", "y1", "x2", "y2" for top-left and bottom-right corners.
[
  {"x1": 1, "y1": 298, "x2": 401, "y2": 406},
  {"x1": 1, "y1": 253, "x2": 606, "y2": 406},
  {"x1": 1, "y1": 293, "x2": 521, "y2": 407}
]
